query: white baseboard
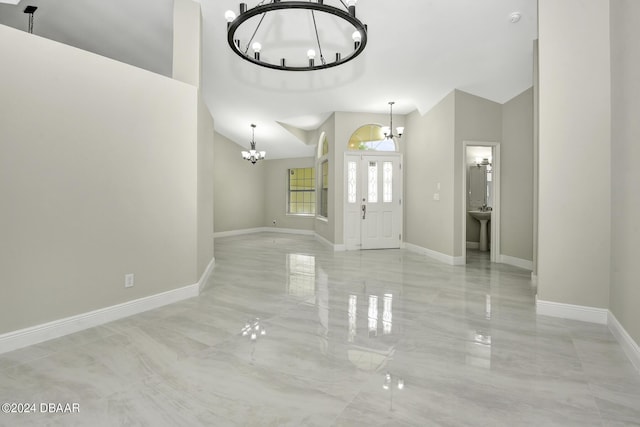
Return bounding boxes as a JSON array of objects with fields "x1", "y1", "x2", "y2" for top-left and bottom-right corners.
[
  {"x1": 466, "y1": 241, "x2": 480, "y2": 249},
  {"x1": 214, "y1": 227, "x2": 314, "y2": 238},
  {"x1": 314, "y1": 233, "x2": 345, "y2": 251},
  {"x1": 272, "y1": 227, "x2": 314, "y2": 236},
  {"x1": 608, "y1": 312, "x2": 640, "y2": 373},
  {"x1": 213, "y1": 227, "x2": 264, "y2": 238},
  {"x1": 214, "y1": 227, "x2": 348, "y2": 250},
  {"x1": 0, "y1": 283, "x2": 200, "y2": 355},
  {"x1": 404, "y1": 242, "x2": 463, "y2": 266},
  {"x1": 535, "y1": 299, "x2": 640, "y2": 372},
  {"x1": 198, "y1": 257, "x2": 216, "y2": 292},
  {"x1": 499, "y1": 254, "x2": 533, "y2": 271},
  {"x1": 536, "y1": 298, "x2": 608, "y2": 324}
]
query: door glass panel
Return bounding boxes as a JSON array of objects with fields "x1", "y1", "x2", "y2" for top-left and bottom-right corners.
[
  {"x1": 347, "y1": 161, "x2": 357, "y2": 204},
  {"x1": 368, "y1": 161, "x2": 378, "y2": 203},
  {"x1": 383, "y1": 161, "x2": 393, "y2": 203}
]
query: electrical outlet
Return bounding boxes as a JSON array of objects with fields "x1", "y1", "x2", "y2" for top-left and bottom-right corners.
[
  {"x1": 125, "y1": 273, "x2": 134, "y2": 288},
  {"x1": 433, "y1": 193, "x2": 440, "y2": 201}
]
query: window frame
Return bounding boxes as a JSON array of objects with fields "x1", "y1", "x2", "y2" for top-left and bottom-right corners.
[
  {"x1": 316, "y1": 132, "x2": 329, "y2": 220},
  {"x1": 287, "y1": 167, "x2": 316, "y2": 216}
]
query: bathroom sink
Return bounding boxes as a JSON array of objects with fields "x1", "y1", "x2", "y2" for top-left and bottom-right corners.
[
  {"x1": 468, "y1": 210, "x2": 492, "y2": 221},
  {"x1": 469, "y1": 211, "x2": 491, "y2": 252}
]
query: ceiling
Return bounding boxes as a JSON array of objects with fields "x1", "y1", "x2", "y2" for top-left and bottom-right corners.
[{"x1": 0, "y1": 0, "x2": 538, "y2": 159}]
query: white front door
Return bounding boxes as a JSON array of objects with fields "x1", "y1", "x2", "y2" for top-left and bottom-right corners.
[{"x1": 344, "y1": 153, "x2": 402, "y2": 250}]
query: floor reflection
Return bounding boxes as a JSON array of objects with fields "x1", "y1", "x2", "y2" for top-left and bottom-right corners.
[
  {"x1": 2, "y1": 234, "x2": 636, "y2": 426},
  {"x1": 286, "y1": 253, "x2": 316, "y2": 305}
]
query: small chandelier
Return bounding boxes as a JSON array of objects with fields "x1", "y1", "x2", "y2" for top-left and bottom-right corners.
[
  {"x1": 224, "y1": 1, "x2": 368, "y2": 72},
  {"x1": 382, "y1": 102, "x2": 404, "y2": 140},
  {"x1": 241, "y1": 124, "x2": 266, "y2": 164}
]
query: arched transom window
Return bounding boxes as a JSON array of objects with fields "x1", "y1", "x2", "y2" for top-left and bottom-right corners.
[{"x1": 347, "y1": 124, "x2": 397, "y2": 152}]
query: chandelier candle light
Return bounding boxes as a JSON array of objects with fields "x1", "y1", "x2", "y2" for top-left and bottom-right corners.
[
  {"x1": 224, "y1": 0, "x2": 368, "y2": 71},
  {"x1": 242, "y1": 124, "x2": 266, "y2": 164}
]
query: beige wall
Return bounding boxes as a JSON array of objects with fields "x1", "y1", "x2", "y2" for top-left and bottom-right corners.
[
  {"x1": 197, "y1": 95, "x2": 214, "y2": 276},
  {"x1": 175, "y1": 0, "x2": 214, "y2": 279},
  {"x1": 173, "y1": 0, "x2": 201, "y2": 87},
  {"x1": 453, "y1": 90, "x2": 503, "y2": 258},
  {"x1": 610, "y1": 0, "x2": 640, "y2": 344},
  {"x1": 404, "y1": 93, "x2": 456, "y2": 255},
  {"x1": 501, "y1": 88, "x2": 534, "y2": 261},
  {"x1": 538, "y1": 0, "x2": 611, "y2": 308},
  {"x1": 212, "y1": 135, "x2": 316, "y2": 235},
  {"x1": 264, "y1": 158, "x2": 316, "y2": 231},
  {"x1": 0, "y1": 25, "x2": 199, "y2": 334},
  {"x1": 403, "y1": 88, "x2": 533, "y2": 262},
  {"x1": 213, "y1": 132, "x2": 265, "y2": 233},
  {"x1": 313, "y1": 114, "x2": 336, "y2": 244},
  {"x1": 533, "y1": 40, "x2": 540, "y2": 276}
]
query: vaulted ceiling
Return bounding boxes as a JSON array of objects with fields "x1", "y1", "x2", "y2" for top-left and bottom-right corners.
[{"x1": 0, "y1": 0, "x2": 538, "y2": 158}]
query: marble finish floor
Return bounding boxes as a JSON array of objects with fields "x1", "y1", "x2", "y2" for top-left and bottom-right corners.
[{"x1": 1, "y1": 232, "x2": 640, "y2": 426}]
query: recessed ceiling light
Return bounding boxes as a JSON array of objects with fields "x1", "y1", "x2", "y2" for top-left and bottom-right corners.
[{"x1": 509, "y1": 12, "x2": 522, "y2": 23}]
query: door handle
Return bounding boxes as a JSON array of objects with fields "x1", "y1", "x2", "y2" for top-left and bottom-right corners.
[{"x1": 362, "y1": 204, "x2": 366, "y2": 220}]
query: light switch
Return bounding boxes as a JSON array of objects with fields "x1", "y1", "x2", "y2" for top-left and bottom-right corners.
[
  {"x1": 433, "y1": 193, "x2": 440, "y2": 201},
  {"x1": 125, "y1": 274, "x2": 134, "y2": 288}
]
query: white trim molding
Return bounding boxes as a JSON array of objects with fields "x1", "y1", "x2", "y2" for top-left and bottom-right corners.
[
  {"x1": 214, "y1": 227, "x2": 347, "y2": 251},
  {"x1": 213, "y1": 227, "x2": 265, "y2": 238},
  {"x1": 608, "y1": 312, "x2": 640, "y2": 373},
  {"x1": 314, "y1": 233, "x2": 345, "y2": 251},
  {"x1": 0, "y1": 283, "x2": 199, "y2": 355},
  {"x1": 536, "y1": 298, "x2": 608, "y2": 324},
  {"x1": 499, "y1": 254, "x2": 534, "y2": 271},
  {"x1": 404, "y1": 242, "x2": 465, "y2": 266},
  {"x1": 535, "y1": 299, "x2": 640, "y2": 372},
  {"x1": 269, "y1": 227, "x2": 315, "y2": 236},
  {"x1": 214, "y1": 227, "x2": 314, "y2": 238}
]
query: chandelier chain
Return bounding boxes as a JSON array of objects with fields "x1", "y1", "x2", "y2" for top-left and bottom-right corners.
[
  {"x1": 311, "y1": 10, "x2": 327, "y2": 65},
  {"x1": 244, "y1": 11, "x2": 268, "y2": 55}
]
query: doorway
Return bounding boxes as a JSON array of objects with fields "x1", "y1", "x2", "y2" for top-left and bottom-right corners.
[
  {"x1": 344, "y1": 152, "x2": 403, "y2": 250},
  {"x1": 461, "y1": 141, "x2": 501, "y2": 264}
]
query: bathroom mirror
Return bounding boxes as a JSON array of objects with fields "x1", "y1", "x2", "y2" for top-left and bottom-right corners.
[
  {"x1": 466, "y1": 146, "x2": 493, "y2": 209},
  {"x1": 469, "y1": 165, "x2": 488, "y2": 208}
]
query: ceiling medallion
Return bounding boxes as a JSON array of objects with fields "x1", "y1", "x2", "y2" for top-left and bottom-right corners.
[{"x1": 225, "y1": 1, "x2": 368, "y2": 71}]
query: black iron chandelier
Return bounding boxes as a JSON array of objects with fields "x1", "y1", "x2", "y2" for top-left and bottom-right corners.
[{"x1": 225, "y1": 0, "x2": 368, "y2": 72}]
